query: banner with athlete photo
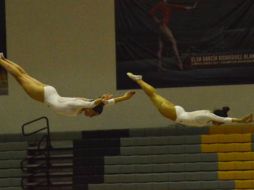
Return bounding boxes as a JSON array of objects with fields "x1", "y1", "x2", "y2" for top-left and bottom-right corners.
[
  {"x1": 115, "y1": 0, "x2": 254, "y2": 89},
  {"x1": 0, "y1": 0, "x2": 7, "y2": 94}
]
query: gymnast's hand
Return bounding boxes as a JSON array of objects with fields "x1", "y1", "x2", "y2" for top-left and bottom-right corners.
[
  {"x1": 241, "y1": 114, "x2": 253, "y2": 123},
  {"x1": 123, "y1": 91, "x2": 136, "y2": 99}
]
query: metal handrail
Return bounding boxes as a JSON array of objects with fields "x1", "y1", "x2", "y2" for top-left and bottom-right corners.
[
  {"x1": 38, "y1": 134, "x2": 52, "y2": 150},
  {"x1": 21, "y1": 116, "x2": 52, "y2": 190},
  {"x1": 21, "y1": 116, "x2": 50, "y2": 138}
]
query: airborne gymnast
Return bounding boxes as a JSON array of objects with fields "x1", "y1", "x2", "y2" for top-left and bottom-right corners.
[
  {"x1": 127, "y1": 72, "x2": 252, "y2": 127},
  {"x1": 0, "y1": 53, "x2": 135, "y2": 117}
]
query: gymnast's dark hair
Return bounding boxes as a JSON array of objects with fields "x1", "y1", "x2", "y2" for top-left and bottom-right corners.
[
  {"x1": 92, "y1": 102, "x2": 105, "y2": 115},
  {"x1": 213, "y1": 106, "x2": 230, "y2": 117}
]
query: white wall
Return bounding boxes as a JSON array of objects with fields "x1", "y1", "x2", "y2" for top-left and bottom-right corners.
[{"x1": 1, "y1": 0, "x2": 254, "y2": 134}]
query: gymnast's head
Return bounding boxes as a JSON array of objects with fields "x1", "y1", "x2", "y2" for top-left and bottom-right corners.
[
  {"x1": 83, "y1": 103, "x2": 105, "y2": 117},
  {"x1": 83, "y1": 94, "x2": 112, "y2": 117},
  {"x1": 213, "y1": 106, "x2": 230, "y2": 117}
]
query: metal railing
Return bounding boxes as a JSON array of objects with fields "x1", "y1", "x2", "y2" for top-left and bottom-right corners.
[{"x1": 20, "y1": 116, "x2": 51, "y2": 190}]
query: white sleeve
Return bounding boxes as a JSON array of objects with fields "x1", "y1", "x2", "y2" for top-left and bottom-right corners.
[
  {"x1": 223, "y1": 117, "x2": 233, "y2": 124},
  {"x1": 104, "y1": 99, "x2": 115, "y2": 106},
  {"x1": 210, "y1": 113, "x2": 233, "y2": 123},
  {"x1": 69, "y1": 98, "x2": 97, "y2": 108}
]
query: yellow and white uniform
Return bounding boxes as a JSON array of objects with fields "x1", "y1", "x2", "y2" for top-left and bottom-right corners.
[
  {"x1": 44, "y1": 86, "x2": 97, "y2": 116},
  {"x1": 175, "y1": 106, "x2": 232, "y2": 127}
]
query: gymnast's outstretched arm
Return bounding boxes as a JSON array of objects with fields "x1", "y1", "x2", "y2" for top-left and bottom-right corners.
[
  {"x1": 211, "y1": 113, "x2": 253, "y2": 125},
  {"x1": 103, "y1": 91, "x2": 136, "y2": 105},
  {"x1": 68, "y1": 97, "x2": 103, "y2": 108},
  {"x1": 231, "y1": 114, "x2": 253, "y2": 123}
]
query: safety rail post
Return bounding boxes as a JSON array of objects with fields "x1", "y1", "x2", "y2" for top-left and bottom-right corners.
[
  {"x1": 21, "y1": 116, "x2": 52, "y2": 148},
  {"x1": 21, "y1": 116, "x2": 51, "y2": 190}
]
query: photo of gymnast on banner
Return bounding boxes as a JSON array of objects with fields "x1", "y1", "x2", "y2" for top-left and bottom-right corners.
[
  {"x1": 0, "y1": 0, "x2": 8, "y2": 95},
  {"x1": 115, "y1": 0, "x2": 254, "y2": 89}
]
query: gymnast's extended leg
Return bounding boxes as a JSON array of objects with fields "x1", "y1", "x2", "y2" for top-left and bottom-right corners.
[
  {"x1": 0, "y1": 56, "x2": 45, "y2": 102},
  {"x1": 127, "y1": 72, "x2": 177, "y2": 121}
]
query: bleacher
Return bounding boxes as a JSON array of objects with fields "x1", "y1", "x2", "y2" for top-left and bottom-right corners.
[
  {"x1": 7, "y1": 118, "x2": 254, "y2": 190},
  {"x1": 0, "y1": 137, "x2": 27, "y2": 190},
  {"x1": 73, "y1": 125, "x2": 254, "y2": 190}
]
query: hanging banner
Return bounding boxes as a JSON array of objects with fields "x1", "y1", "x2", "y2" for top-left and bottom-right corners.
[
  {"x1": 0, "y1": 0, "x2": 7, "y2": 94},
  {"x1": 115, "y1": 0, "x2": 254, "y2": 89}
]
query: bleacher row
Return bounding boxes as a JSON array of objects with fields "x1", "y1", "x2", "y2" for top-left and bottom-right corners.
[
  {"x1": 2, "y1": 125, "x2": 254, "y2": 189},
  {"x1": 73, "y1": 125, "x2": 254, "y2": 190}
]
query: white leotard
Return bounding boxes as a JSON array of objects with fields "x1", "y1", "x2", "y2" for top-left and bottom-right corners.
[
  {"x1": 44, "y1": 86, "x2": 112, "y2": 116},
  {"x1": 175, "y1": 105, "x2": 232, "y2": 127}
]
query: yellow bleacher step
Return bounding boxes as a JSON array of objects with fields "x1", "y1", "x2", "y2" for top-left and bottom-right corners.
[
  {"x1": 219, "y1": 161, "x2": 254, "y2": 171},
  {"x1": 202, "y1": 143, "x2": 252, "y2": 153},
  {"x1": 218, "y1": 152, "x2": 254, "y2": 161},
  {"x1": 209, "y1": 125, "x2": 254, "y2": 135},
  {"x1": 202, "y1": 133, "x2": 252, "y2": 144},
  {"x1": 219, "y1": 171, "x2": 254, "y2": 180},
  {"x1": 235, "y1": 180, "x2": 254, "y2": 189}
]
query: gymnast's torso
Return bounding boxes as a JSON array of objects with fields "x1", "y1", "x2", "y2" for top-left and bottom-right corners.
[
  {"x1": 44, "y1": 86, "x2": 96, "y2": 116},
  {"x1": 174, "y1": 105, "x2": 232, "y2": 127}
]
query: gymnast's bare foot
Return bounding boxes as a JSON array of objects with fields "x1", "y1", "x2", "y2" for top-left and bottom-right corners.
[
  {"x1": 0, "y1": 52, "x2": 4, "y2": 59},
  {"x1": 127, "y1": 72, "x2": 142, "y2": 81}
]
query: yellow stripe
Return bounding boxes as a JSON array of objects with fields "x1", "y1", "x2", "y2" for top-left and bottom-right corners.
[
  {"x1": 209, "y1": 125, "x2": 254, "y2": 135},
  {"x1": 201, "y1": 143, "x2": 252, "y2": 153},
  {"x1": 218, "y1": 161, "x2": 254, "y2": 171},
  {"x1": 219, "y1": 171, "x2": 254, "y2": 180},
  {"x1": 202, "y1": 134, "x2": 251, "y2": 144},
  {"x1": 218, "y1": 152, "x2": 254, "y2": 161},
  {"x1": 235, "y1": 180, "x2": 254, "y2": 189},
  {"x1": 203, "y1": 127, "x2": 254, "y2": 187}
]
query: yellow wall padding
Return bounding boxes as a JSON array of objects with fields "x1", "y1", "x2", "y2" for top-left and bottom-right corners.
[
  {"x1": 235, "y1": 180, "x2": 254, "y2": 189},
  {"x1": 202, "y1": 134, "x2": 252, "y2": 144},
  {"x1": 201, "y1": 143, "x2": 252, "y2": 153},
  {"x1": 209, "y1": 125, "x2": 254, "y2": 135},
  {"x1": 219, "y1": 171, "x2": 254, "y2": 180},
  {"x1": 218, "y1": 152, "x2": 254, "y2": 161},
  {"x1": 218, "y1": 161, "x2": 254, "y2": 171}
]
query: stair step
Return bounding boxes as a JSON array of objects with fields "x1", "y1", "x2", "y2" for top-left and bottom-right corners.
[
  {"x1": 0, "y1": 178, "x2": 21, "y2": 187},
  {"x1": 0, "y1": 169, "x2": 22, "y2": 178},
  {"x1": 25, "y1": 162, "x2": 73, "y2": 168},
  {"x1": 0, "y1": 160, "x2": 22, "y2": 169},
  {"x1": 25, "y1": 181, "x2": 72, "y2": 186},
  {"x1": 88, "y1": 181, "x2": 234, "y2": 190},
  {"x1": 76, "y1": 162, "x2": 236, "y2": 175},
  {"x1": 75, "y1": 172, "x2": 224, "y2": 183},
  {"x1": 74, "y1": 133, "x2": 254, "y2": 148},
  {"x1": 24, "y1": 171, "x2": 73, "y2": 178},
  {"x1": 74, "y1": 143, "x2": 254, "y2": 157},
  {"x1": 0, "y1": 151, "x2": 26, "y2": 160}
]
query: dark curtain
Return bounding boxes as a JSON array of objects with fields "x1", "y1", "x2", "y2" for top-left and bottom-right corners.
[{"x1": 0, "y1": 0, "x2": 7, "y2": 95}]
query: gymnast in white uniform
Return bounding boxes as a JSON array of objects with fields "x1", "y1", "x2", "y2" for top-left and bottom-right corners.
[
  {"x1": 127, "y1": 72, "x2": 253, "y2": 127},
  {"x1": 44, "y1": 85, "x2": 122, "y2": 116},
  {"x1": 0, "y1": 54, "x2": 135, "y2": 117}
]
